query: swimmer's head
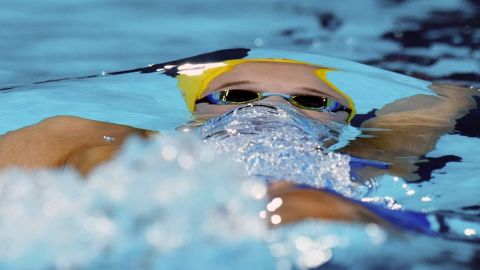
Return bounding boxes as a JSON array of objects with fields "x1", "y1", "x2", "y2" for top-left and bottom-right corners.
[{"x1": 176, "y1": 59, "x2": 356, "y2": 123}]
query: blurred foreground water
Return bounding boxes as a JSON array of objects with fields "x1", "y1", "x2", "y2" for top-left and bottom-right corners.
[{"x1": 0, "y1": 134, "x2": 478, "y2": 269}]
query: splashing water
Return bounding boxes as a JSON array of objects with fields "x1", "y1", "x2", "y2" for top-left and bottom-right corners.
[
  {"x1": 0, "y1": 107, "x2": 478, "y2": 269},
  {"x1": 0, "y1": 135, "x2": 272, "y2": 270},
  {"x1": 196, "y1": 103, "x2": 367, "y2": 198}
]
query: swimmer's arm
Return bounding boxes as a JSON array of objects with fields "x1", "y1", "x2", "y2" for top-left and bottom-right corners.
[
  {"x1": 342, "y1": 83, "x2": 478, "y2": 181},
  {"x1": 267, "y1": 182, "x2": 390, "y2": 227},
  {"x1": 0, "y1": 115, "x2": 157, "y2": 175}
]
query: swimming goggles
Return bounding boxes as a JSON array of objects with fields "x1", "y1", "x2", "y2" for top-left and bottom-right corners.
[{"x1": 196, "y1": 89, "x2": 352, "y2": 114}]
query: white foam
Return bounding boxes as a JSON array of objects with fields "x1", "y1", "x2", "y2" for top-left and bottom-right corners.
[
  {"x1": 196, "y1": 103, "x2": 367, "y2": 198},
  {"x1": 0, "y1": 135, "x2": 271, "y2": 269}
]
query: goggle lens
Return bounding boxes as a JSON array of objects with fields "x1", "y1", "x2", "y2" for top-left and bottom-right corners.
[
  {"x1": 290, "y1": 95, "x2": 332, "y2": 109},
  {"x1": 198, "y1": 89, "x2": 350, "y2": 113},
  {"x1": 215, "y1": 90, "x2": 260, "y2": 103}
]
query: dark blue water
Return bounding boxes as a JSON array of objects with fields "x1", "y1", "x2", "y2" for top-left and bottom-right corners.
[
  {"x1": 1, "y1": 0, "x2": 479, "y2": 87},
  {"x1": 0, "y1": 0, "x2": 479, "y2": 269}
]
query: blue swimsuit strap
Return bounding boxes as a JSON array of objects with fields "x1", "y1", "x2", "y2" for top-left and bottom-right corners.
[
  {"x1": 355, "y1": 199, "x2": 437, "y2": 236},
  {"x1": 345, "y1": 157, "x2": 437, "y2": 235},
  {"x1": 348, "y1": 156, "x2": 390, "y2": 183},
  {"x1": 349, "y1": 156, "x2": 390, "y2": 170},
  {"x1": 293, "y1": 183, "x2": 438, "y2": 237}
]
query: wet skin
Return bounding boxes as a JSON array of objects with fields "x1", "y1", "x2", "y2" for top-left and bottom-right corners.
[{"x1": 0, "y1": 62, "x2": 477, "y2": 229}]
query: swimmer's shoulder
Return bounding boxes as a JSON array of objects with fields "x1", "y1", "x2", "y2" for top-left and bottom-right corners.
[
  {"x1": 38, "y1": 115, "x2": 156, "y2": 139},
  {"x1": 0, "y1": 115, "x2": 157, "y2": 174},
  {"x1": 41, "y1": 115, "x2": 158, "y2": 175}
]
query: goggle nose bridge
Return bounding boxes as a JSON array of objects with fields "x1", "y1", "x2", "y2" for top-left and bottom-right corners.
[{"x1": 259, "y1": 92, "x2": 293, "y2": 100}]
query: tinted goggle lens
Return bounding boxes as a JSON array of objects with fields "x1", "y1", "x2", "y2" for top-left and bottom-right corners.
[
  {"x1": 218, "y1": 90, "x2": 260, "y2": 103},
  {"x1": 197, "y1": 89, "x2": 349, "y2": 113},
  {"x1": 290, "y1": 95, "x2": 331, "y2": 109}
]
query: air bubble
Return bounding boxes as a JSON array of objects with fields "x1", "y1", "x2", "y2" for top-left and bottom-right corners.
[
  {"x1": 161, "y1": 144, "x2": 178, "y2": 160},
  {"x1": 294, "y1": 236, "x2": 313, "y2": 252},
  {"x1": 267, "y1": 197, "x2": 283, "y2": 212},
  {"x1": 464, "y1": 228, "x2": 476, "y2": 236},
  {"x1": 421, "y1": 195, "x2": 432, "y2": 202},
  {"x1": 271, "y1": 214, "x2": 282, "y2": 225},
  {"x1": 254, "y1": 38, "x2": 265, "y2": 47},
  {"x1": 177, "y1": 154, "x2": 194, "y2": 170},
  {"x1": 196, "y1": 103, "x2": 366, "y2": 198}
]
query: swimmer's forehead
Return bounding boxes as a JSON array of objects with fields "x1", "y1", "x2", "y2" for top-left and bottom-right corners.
[{"x1": 204, "y1": 61, "x2": 348, "y2": 105}]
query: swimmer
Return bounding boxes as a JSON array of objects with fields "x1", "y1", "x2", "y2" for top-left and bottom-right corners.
[{"x1": 0, "y1": 54, "x2": 477, "y2": 233}]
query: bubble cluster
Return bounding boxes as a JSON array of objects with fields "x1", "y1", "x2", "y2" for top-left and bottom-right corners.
[{"x1": 196, "y1": 103, "x2": 367, "y2": 198}]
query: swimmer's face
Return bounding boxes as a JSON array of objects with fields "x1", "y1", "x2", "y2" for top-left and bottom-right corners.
[{"x1": 194, "y1": 62, "x2": 351, "y2": 123}]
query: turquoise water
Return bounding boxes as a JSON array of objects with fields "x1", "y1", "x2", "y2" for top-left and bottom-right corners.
[{"x1": 1, "y1": 0, "x2": 479, "y2": 269}]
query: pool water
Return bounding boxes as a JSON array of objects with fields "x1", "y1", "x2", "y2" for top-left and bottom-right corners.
[{"x1": 1, "y1": 0, "x2": 479, "y2": 269}]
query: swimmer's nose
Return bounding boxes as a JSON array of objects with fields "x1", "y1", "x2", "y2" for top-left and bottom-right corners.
[{"x1": 255, "y1": 95, "x2": 300, "y2": 111}]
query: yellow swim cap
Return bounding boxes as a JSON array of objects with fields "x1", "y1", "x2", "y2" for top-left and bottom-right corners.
[{"x1": 175, "y1": 58, "x2": 356, "y2": 121}]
